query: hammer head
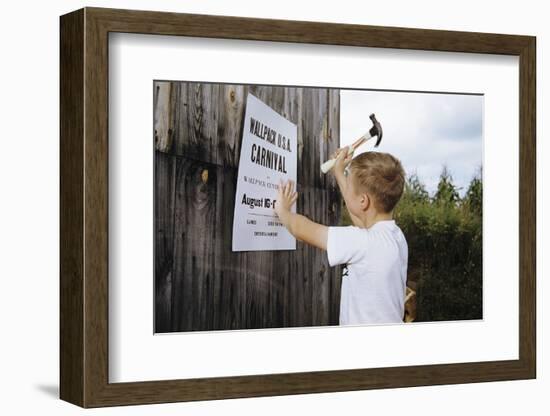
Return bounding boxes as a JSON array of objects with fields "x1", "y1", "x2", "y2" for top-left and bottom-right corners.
[{"x1": 368, "y1": 113, "x2": 383, "y2": 147}]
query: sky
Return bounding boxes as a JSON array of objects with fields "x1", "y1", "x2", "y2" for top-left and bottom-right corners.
[{"x1": 340, "y1": 90, "x2": 483, "y2": 196}]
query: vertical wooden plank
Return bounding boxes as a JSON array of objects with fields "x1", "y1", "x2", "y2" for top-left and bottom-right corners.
[
  {"x1": 309, "y1": 187, "x2": 329, "y2": 325},
  {"x1": 244, "y1": 248, "x2": 275, "y2": 329},
  {"x1": 269, "y1": 85, "x2": 286, "y2": 114},
  {"x1": 326, "y1": 89, "x2": 341, "y2": 190},
  {"x1": 285, "y1": 190, "x2": 314, "y2": 326},
  {"x1": 217, "y1": 84, "x2": 247, "y2": 167},
  {"x1": 154, "y1": 150, "x2": 176, "y2": 332},
  {"x1": 173, "y1": 82, "x2": 220, "y2": 164},
  {"x1": 153, "y1": 81, "x2": 174, "y2": 153},
  {"x1": 172, "y1": 82, "x2": 188, "y2": 156},
  {"x1": 248, "y1": 84, "x2": 274, "y2": 107},
  {"x1": 299, "y1": 88, "x2": 328, "y2": 188},
  {"x1": 294, "y1": 186, "x2": 333, "y2": 326},
  {"x1": 328, "y1": 186, "x2": 343, "y2": 325},
  {"x1": 327, "y1": 88, "x2": 342, "y2": 325},
  {"x1": 171, "y1": 157, "x2": 217, "y2": 331},
  {"x1": 283, "y1": 87, "x2": 303, "y2": 124},
  {"x1": 300, "y1": 87, "x2": 316, "y2": 188},
  {"x1": 213, "y1": 165, "x2": 246, "y2": 330}
]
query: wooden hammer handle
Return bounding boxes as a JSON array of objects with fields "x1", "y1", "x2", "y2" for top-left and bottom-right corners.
[{"x1": 320, "y1": 133, "x2": 372, "y2": 174}]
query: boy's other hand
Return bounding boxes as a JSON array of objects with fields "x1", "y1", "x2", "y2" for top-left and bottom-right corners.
[
  {"x1": 274, "y1": 179, "x2": 298, "y2": 218},
  {"x1": 332, "y1": 147, "x2": 353, "y2": 176}
]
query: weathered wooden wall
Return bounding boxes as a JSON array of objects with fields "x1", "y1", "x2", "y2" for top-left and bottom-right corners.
[{"x1": 154, "y1": 81, "x2": 342, "y2": 332}]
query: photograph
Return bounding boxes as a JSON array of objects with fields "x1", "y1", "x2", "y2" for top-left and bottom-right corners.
[{"x1": 153, "y1": 81, "x2": 483, "y2": 333}]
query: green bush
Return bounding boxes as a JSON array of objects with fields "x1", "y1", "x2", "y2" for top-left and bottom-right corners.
[{"x1": 342, "y1": 167, "x2": 483, "y2": 322}]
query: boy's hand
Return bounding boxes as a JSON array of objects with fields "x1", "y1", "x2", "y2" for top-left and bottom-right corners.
[
  {"x1": 274, "y1": 179, "x2": 298, "y2": 218},
  {"x1": 272, "y1": 179, "x2": 328, "y2": 250},
  {"x1": 331, "y1": 146, "x2": 353, "y2": 177}
]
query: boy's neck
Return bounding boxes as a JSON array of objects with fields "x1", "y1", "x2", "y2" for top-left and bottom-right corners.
[{"x1": 358, "y1": 210, "x2": 393, "y2": 229}]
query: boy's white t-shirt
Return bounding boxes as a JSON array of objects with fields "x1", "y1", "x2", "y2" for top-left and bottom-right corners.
[{"x1": 326, "y1": 220, "x2": 408, "y2": 325}]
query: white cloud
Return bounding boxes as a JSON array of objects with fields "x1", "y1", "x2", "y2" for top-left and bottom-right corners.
[{"x1": 340, "y1": 89, "x2": 483, "y2": 196}]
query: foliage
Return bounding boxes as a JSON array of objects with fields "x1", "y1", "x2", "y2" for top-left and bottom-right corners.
[
  {"x1": 404, "y1": 173, "x2": 430, "y2": 204},
  {"x1": 433, "y1": 165, "x2": 460, "y2": 206},
  {"x1": 342, "y1": 167, "x2": 483, "y2": 322},
  {"x1": 462, "y1": 167, "x2": 483, "y2": 216}
]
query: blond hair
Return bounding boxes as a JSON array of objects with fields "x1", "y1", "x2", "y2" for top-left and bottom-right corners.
[{"x1": 349, "y1": 152, "x2": 406, "y2": 213}]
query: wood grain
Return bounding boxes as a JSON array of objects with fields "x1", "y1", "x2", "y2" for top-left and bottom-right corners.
[
  {"x1": 154, "y1": 150, "x2": 176, "y2": 332},
  {"x1": 518, "y1": 37, "x2": 536, "y2": 376},
  {"x1": 60, "y1": 8, "x2": 84, "y2": 406},
  {"x1": 154, "y1": 81, "x2": 341, "y2": 332},
  {"x1": 60, "y1": 7, "x2": 536, "y2": 408}
]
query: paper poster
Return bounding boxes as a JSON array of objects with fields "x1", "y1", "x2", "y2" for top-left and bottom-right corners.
[{"x1": 232, "y1": 94, "x2": 297, "y2": 252}]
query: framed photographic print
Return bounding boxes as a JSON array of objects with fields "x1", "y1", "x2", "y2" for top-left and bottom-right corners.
[{"x1": 60, "y1": 7, "x2": 536, "y2": 408}]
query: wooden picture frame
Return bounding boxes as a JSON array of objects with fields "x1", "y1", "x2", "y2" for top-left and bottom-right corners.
[{"x1": 60, "y1": 7, "x2": 536, "y2": 408}]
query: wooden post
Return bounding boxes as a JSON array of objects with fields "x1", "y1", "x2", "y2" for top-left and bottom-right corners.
[{"x1": 154, "y1": 81, "x2": 342, "y2": 332}]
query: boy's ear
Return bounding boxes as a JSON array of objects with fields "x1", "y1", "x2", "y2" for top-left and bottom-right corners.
[{"x1": 359, "y1": 193, "x2": 371, "y2": 211}]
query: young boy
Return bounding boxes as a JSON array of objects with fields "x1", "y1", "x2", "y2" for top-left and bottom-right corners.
[{"x1": 273, "y1": 149, "x2": 408, "y2": 325}]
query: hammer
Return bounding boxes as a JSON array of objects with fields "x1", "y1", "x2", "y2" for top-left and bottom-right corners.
[{"x1": 321, "y1": 113, "x2": 383, "y2": 174}]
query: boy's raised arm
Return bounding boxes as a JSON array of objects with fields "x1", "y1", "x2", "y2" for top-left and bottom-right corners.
[
  {"x1": 331, "y1": 149, "x2": 364, "y2": 228},
  {"x1": 274, "y1": 180, "x2": 328, "y2": 250},
  {"x1": 331, "y1": 148, "x2": 351, "y2": 195}
]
